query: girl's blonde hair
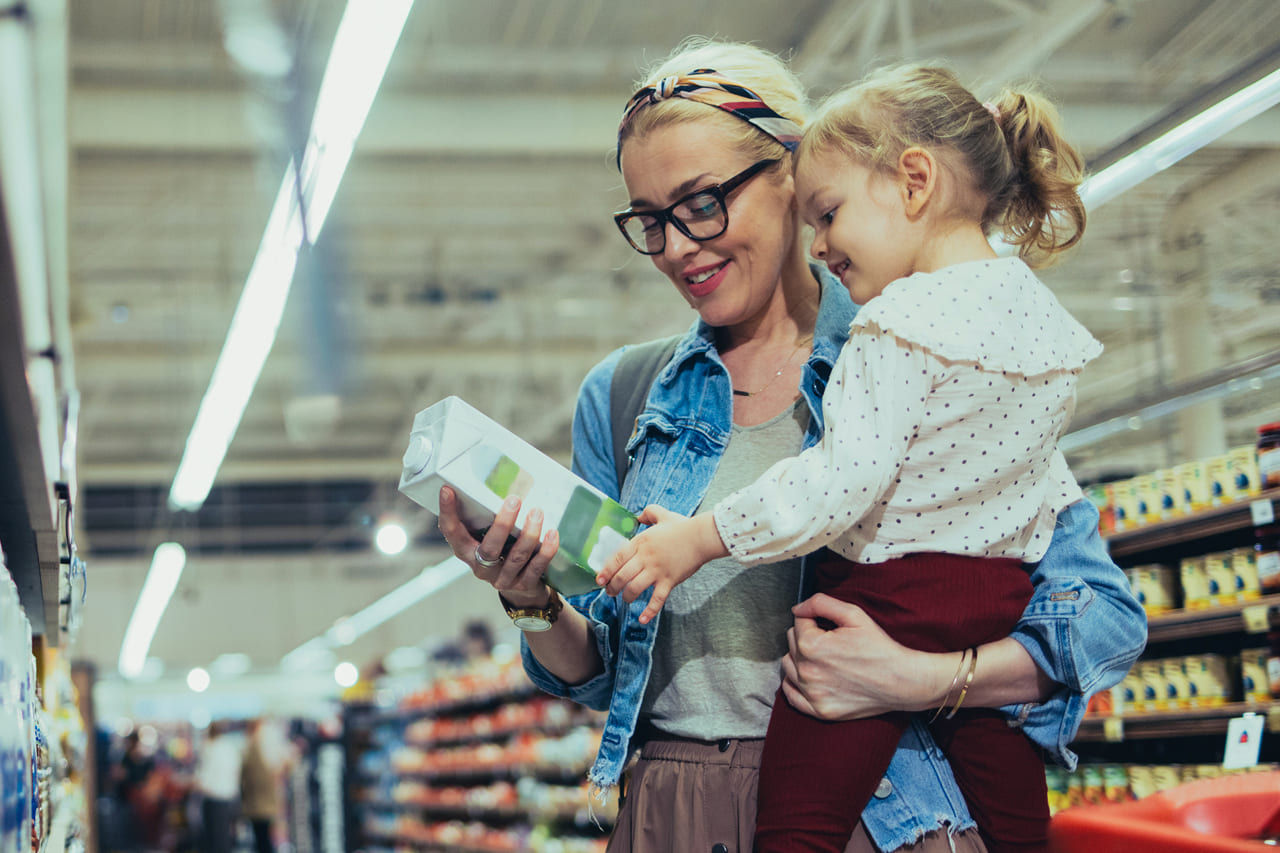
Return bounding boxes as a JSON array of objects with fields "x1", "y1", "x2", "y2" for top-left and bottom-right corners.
[
  {"x1": 617, "y1": 38, "x2": 811, "y2": 169},
  {"x1": 800, "y1": 64, "x2": 1086, "y2": 265}
]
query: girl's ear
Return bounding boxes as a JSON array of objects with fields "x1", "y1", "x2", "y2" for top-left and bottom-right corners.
[{"x1": 897, "y1": 147, "x2": 936, "y2": 218}]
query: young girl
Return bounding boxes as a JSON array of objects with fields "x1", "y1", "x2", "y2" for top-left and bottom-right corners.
[{"x1": 596, "y1": 64, "x2": 1099, "y2": 853}]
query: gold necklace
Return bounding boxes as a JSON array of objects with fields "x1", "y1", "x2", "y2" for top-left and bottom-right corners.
[{"x1": 732, "y1": 339, "x2": 809, "y2": 398}]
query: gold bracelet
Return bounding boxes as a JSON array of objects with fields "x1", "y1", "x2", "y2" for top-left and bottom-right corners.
[
  {"x1": 929, "y1": 648, "x2": 970, "y2": 724},
  {"x1": 946, "y1": 647, "x2": 979, "y2": 720}
]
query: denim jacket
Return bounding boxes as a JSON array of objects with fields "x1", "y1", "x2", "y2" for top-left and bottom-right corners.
[{"x1": 523, "y1": 266, "x2": 1147, "y2": 851}]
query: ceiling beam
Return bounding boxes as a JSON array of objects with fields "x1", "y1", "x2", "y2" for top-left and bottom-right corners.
[{"x1": 971, "y1": 0, "x2": 1109, "y2": 91}]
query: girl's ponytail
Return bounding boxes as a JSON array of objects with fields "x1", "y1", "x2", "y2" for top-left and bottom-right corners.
[{"x1": 990, "y1": 89, "x2": 1086, "y2": 264}]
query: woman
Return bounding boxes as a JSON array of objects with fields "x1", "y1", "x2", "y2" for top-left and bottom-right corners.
[{"x1": 436, "y1": 39, "x2": 1145, "y2": 853}]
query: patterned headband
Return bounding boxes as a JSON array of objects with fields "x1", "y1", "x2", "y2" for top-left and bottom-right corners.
[{"x1": 615, "y1": 68, "x2": 802, "y2": 167}]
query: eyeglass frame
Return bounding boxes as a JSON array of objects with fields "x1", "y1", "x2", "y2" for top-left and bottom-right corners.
[{"x1": 613, "y1": 158, "x2": 781, "y2": 255}]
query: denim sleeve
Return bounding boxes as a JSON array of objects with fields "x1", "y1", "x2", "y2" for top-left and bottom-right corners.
[
  {"x1": 520, "y1": 349, "x2": 628, "y2": 709},
  {"x1": 1003, "y1": 499, "x2": 1148, "y2": 764}
]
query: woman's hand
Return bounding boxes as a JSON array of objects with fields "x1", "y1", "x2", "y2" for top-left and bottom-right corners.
[
  {"x1": 780, "y1": 593, "x2": 953, "y2": 720},
  {"x1": 436, "y1": 486, "x2": 559, "y2": 607}
]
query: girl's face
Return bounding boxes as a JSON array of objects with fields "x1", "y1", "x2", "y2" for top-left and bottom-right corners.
[
  {"x1": 619, "y1": 122, "x2": 799, "y2": 330},
  {"x1": 795, "y1": 147, "x2": 920, "y2": 305}
]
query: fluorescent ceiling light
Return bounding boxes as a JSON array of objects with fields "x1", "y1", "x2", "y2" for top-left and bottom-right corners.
[
  {"x1": 168, "y1": 0, "x2": 414, "y2": 511},
  {"x1": 334, "y1": 661, "x2": 359, "y2": 688},
  {"x1": 118, "y1": 543, "x2": 187, "y2": 678},
  {"x1": 1079, "y1": 68, "x2": 1280, "y2": 209},
  {"x1": 375, "y1": 522, "x2": 409, "y2": 555},
  {"x1": 187, "y1": 666, "x2": 211, "y2": 693},
  {"x1": 281, "y1": 557, "x2": 470, "y2": 670}
]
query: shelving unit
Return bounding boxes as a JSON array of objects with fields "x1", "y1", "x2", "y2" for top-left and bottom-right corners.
[
  {"x1": 1082, "y1": 485, "x2": 1279, "y2": 756},
  {"x1": 348, "y1": 660, "x2": 611, "y2": 853}
]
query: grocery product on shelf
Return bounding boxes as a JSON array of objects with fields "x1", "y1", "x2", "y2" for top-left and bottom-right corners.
[
  {"x1": 1259, "y1": 423, "x2": 1280, "y2": 490},
  {"x1": 1046, "y1": 762, "x2": 1278, "y2": 816}
]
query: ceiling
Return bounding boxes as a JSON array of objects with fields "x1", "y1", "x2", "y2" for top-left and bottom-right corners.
[{"x1": 60, "y1": 0, "x2": 1280, "y2": 695}]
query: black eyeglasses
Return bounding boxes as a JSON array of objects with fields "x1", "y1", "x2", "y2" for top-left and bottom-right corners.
[{"x1": 613, "y1": 159, "x2": 779, "y2": 255}]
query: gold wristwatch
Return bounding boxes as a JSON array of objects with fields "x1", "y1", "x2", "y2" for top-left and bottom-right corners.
[{"x1": 499, "y1": 588, "x2": 563, "y2": 632}]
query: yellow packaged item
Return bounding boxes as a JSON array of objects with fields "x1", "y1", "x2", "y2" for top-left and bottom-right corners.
[
  {"x1": 1102, "y1": 765, "x2": 1130, "y2": 803},
  {"x1": 1175, "y1": 460, "x2": 1211, "y2": 513},
  {"x1": 1206, "y1": 454, "x2": 1232, "y2": 506},
  {"x1": 1139, "y1": 660, "x2": 1168, "y2": 711},
  {"x1": 1233, "y1": 548, "x2": 1261, "y2": 601},
  {"x1": 1155, "y1": 467, "x2": 1182, "y2": 520},
  {"x1": 1241, "y1": 648, "x2": 1270, "y2": 703},
  {"x1": 1126, "y1": 765, "x2": 1156, "y2": 800},
  {"x1": 1152, "y1": 765, "x2": 1181, "y2": 791},
  {"x1": 1129, "y1": 564, "x2": 1176, "y2": 615},
  {"x1": 1203, "y1": 551, "x2": 1237, "y2": 606},
  {"x1": 1185, "y1": 654, "x2": 1229, "y2": 707},
  {"x1": 1180, "y1": 556, "x2": 1211, "y2": 609},
  {"x1": 1119, "y1": 671, "x2": 1144, "y2": 713},
  {"x1": 1226, "y1": 445, "x2": 1262, "y2": 500},
  {"x1": 1134, "y1": 473, "x2": 1162, "y2": 524},
  {"x1": 1160, "y1": 658, "x2": 1191, "y2": 710},
  {"x1": 1111, "y1": 478, "x2": 1140, "y2": 531}
]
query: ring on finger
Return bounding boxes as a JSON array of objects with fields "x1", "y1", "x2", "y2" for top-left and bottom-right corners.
[{"x1": 474, "y1": 545, "x2": 504, "y2": 569}]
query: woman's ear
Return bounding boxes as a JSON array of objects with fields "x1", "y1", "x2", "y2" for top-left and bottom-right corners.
[{"x1": 897, "y1": 147, "x2": 935, "y2": 218}]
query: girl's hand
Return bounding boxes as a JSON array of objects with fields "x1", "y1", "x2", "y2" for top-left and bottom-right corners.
[
  {"x1": 436, "y1": 485, "x2": 559, "y2": 607},
  {"x1": 595, "y1": 507, "x2": 726, "y2": 624},
  {"x1": 780, "y1": 593, "x2": 950, "y2": 720}
]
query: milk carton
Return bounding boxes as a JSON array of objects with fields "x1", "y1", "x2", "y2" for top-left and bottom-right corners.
[{"x1": 398, "y1": 396, "x2": 638, "y2": 596}]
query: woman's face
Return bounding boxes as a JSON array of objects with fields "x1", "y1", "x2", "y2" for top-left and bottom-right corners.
[{"x1": 619, "y1": 122, "x2": 798, "y2": 329}]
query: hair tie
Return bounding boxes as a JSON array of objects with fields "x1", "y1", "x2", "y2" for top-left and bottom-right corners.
[
  {"x1": 983, "y1": 101, "x2": 1002, "y2": 125},
  {"x1": 616, "y1": 68, "x2": 801, "y2": 168}
]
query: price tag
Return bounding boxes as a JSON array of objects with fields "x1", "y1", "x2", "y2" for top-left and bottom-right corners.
[
  {"x1": 1253, "y1": 499, "x2": 1276, "y2": 527},
  {"x1": 1223, "y1": 713, "x2": 1265, "y2": 769},
  {"x1": 1103, "y1": 716, "x2": 1124, "y2": 742},
  {"x1": 1243, "y1": 605, "x2": 1272, "y2": 634}
]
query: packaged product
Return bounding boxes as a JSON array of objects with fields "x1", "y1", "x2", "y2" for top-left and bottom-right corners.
[
  {"x1": 1185, "y1": 654, "x2": 1229, "y2": 706},
  {"x1": 1118, "y1": 670, "x2": 1143, "y2": 713},
  {"x1": 1268, "y1": 631, "x2": 1280, "y2": 698},
  {"x1": 1233, "y1": 547, "x2": 1261, "y2": 601},
  {"x1": 1203, "y1": 551, "x2": 1237, "y2": 606},
  {"x1": 1174, "y1": 459, "x2": 1211, "y2": 514},
  {"x1": 1180, "y1": 556, "x2": 1211, "y2": 609},
  {"x1": 1081, "y1": 764, "x2": 1105, "y2": 804},
  {"x1": 1138, "y1": 660, "x2": 1168, "y2": 711},
  {"x1": 1152, "y1": 765, "x2": 1182, "y2": 791},
  {"x1": 398, "y1": 396, "x2": 638, "y2": 596},
  {"x1": 1126, "y1": 764, "x2": 1157, "y2": 800},
  {"x1": 1160, "y1": 658, "x2": 1191, "y2": 710},
  {"x1": 1258, "y1": 525, "x2": 1280, "y2": 594},
  {"x1": 1044, "y1": 767, "x2": 1069, "y2": 815},
  {"x1": 1134, "y1": 473, "x2": 1162, "y2": 524},
  {"x1": 1226, "y1": 445, "x2": 1262, "y2": 500},
  {"x1": 1102, "y1": 764, "x2": 1130, "y2": 803},
  {"x1": 1155, "y1": 467, "x2": 1182, "y2": 520},
  {"x1": 1111, "y1": 478, "x2": 1140, "y2": 531},
  {"x1": 1259, "y1": 422, "x2": 1280, "y2": 490},
  {"x1": 1127, "y1": 564, "x2": 1177, "y2": 615},
  {"x1": 1206, "y1": 454, "x2": 1232, "y2": 506},
  {"x1": 1084, "y1": 484, "x2": 1113, "y2": 535},
  {"x1": 1065, "y1": 770, "x2": 1084, "y2": 809},
  {"x1": 1240, "y1": 648, "x2": 1270, "y2": 703}
]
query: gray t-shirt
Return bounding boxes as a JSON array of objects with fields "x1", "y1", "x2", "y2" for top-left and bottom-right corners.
[{"x1": 640, "y1": 400, "x2": 809, "y2": 740}]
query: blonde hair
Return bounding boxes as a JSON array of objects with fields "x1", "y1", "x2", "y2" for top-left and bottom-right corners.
[
  {"x1": 799, "y1": 64, "x2": 1086, "y2": 265},
  {"x1": 617, "y1": 38, "x2": 811, "y2": 170}
]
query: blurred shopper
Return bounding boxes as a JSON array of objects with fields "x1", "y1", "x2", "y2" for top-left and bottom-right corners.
[
  {"x1": 194, "y1": 721, "x2": 240, "y2": 853},
  {"x1": 240, "y1": 718, "x2": 280, "y2": 853},
  {"x1": 109, "y1": 731, "x2": 153, "y2": 851}
]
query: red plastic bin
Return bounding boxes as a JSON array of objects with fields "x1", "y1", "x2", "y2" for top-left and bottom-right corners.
[{"x1": 1050, "y1": 770, "x2": 1280, "y2": 852}]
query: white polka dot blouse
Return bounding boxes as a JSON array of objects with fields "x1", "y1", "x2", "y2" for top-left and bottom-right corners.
[{"x1": 714, "y1": 257, "x2": 1103, "y2": 567}]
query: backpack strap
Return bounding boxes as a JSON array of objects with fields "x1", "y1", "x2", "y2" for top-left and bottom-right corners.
[{"x1": 609, "y1": 335, "x2": 682, "y2": 494}]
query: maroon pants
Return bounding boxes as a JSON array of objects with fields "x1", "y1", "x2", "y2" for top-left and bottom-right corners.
[{"x1": 755, "y1": 553, "x2": 1049, "y2": 853}]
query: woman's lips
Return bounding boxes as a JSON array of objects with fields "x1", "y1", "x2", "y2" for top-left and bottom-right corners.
[{"x1": 685, "y1": 260, "x2": 729, "y2": 298}]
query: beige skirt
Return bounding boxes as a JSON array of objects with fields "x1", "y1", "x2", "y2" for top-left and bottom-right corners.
[{"x1": 606, "y1": 735, "x2": 988, "y2": 853}]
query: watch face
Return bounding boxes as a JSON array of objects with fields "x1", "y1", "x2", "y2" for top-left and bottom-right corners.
[{"x1": 512, "y1": 614, "x2": 552, "y2": 632}]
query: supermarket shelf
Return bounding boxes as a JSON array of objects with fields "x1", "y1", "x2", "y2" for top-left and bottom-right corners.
[
  {"x1": 0, "y1": 197, "x2": 59, "y2": 641},
  {"x1": 1145, "y1": 595, "x2": 1280, "y2": 643},
  {"x1": 404, "y1": 716, "x2": 603, "y2": 749},
  {"x1": 358, "y1": 799, "x2": 610, "y2": 826},
  {"x1": 1104, "y1": 488, "x2": 1280, "y2": 560},
  {"x1": 364, "y1": 834, "x2": 515, "y2": 853},
  {"x1": 1077, "y1": 701, "x2": 1278, "y2": 742},
  {"x1": 383, "y1": 764, "x2": 592, "y2": 786},
  {"x1": 370, "y1": 684, "x2": 541, "y2": 723}
]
